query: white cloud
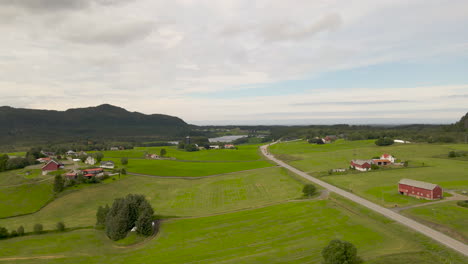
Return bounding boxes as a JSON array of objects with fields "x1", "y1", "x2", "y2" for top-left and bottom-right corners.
[{"x1": 0, "y1": 0, "x2": 467, "y2": 123}]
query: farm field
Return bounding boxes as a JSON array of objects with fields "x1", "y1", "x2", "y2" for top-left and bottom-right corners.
[
  {"x1": 108, "y1": 158, "x2": 274, "y2": 177},
  {"x1": 0, "y1": 167, "x2": 304, "y2": 230},
  {"x1": 95, "y1": 144, "x2": 263, "y2": 161},
  {"x1": 0, "y1": 169, "x2": 54, "y2": 218},
  {"x1": 401, "y1": 201, "x2": 468, "y2": 243},
  {"x1": 0, "y1": 196, "x2": 466, "y2": 264},
  {"x1": 270, "y1": 140, "x2": 468, "y2": 207}
]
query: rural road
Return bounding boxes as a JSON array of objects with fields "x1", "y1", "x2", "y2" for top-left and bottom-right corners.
[{"x1": 260, "y1": 143, "x2": 468, "y2": 257}]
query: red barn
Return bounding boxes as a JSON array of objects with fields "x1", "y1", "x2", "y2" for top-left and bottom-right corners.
[
  {"x1": 350, "y1": 159, "x2": 372, "y2": 171},
  {"x1": 41, "y1": 160, "x2": 64, "y2": 172},
  {"x1": 398, "y1": 179, "x2": 443, "y2": 200}
]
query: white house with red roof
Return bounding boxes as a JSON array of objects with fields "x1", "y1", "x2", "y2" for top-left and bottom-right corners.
[{"x1": 381, "y1": 153, "x2": 395, "y2": 163}]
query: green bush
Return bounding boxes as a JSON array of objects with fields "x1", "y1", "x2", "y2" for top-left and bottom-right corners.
[
  {"x1": 56, "y1": 222, "x2": 65, "y2": 232},
  {"x1": 457, "y1": 200, "x2": 468, "y2": 208},
  {"x1": 302, "y1": 184, "x2": 317, "y2": 197},
  {"x1": 17, "y1": 226, "x2": 24, "y2": 236},
  {"x1": 0, "y1": 227, "x2": 8, "y2": 239},
  {"x1": 33, "y1": 224, "x2": 43, "y2": 234},
  {"x1": 322, "y1": 239, "x2": 363, "y2": 264}
]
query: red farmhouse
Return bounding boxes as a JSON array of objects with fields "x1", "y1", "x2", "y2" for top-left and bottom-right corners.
[
  {"x1": 41, "y1": 160, "x2": 64, "y2": 172},
  {"x1": 398, "y1": 179, "x2": 443, "y2": 200}
]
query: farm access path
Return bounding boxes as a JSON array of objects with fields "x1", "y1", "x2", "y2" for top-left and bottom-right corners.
[{"x1": 260, "y1": 142, "x2": 468, "y2": 257}]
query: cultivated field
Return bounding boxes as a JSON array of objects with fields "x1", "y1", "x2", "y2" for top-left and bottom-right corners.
[
  {"x1": 0, "y1": 196, "x2": 466, "y2": 264},
  {"x1": 95, "y1": 144, "x2": 263, "y2": 161},
  {"x1": 401, "y1": 201, "x2": 468, "y2": 243},
  {"x1": 109, "y1": 158, "x2": 274, "y2": 177},
  {"x1": 270, "y1": 140, "x2": 468, "y2": 207},
  {"x1": 0, "y1": 167, "x2": 304, "y2": 230}
]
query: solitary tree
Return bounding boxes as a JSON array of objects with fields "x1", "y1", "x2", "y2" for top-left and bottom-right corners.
[
  {"x1": 53, "y1": 175, "x2": 64, "y2": 193},
  {"x1": 95, "y1": 152, "x2": 104, "y2": 163},
  {"x1": 136, "y1": 201, "x2": 154, "y2": 236},
  {"x1": 322, "y1": 239, "x2": 363, "y2": 264},
  {"x1": 302, "y1": 184, "x2": 317, "y2": 197},
  {"x1": 56, "y1": 222, "x2": 65, "y2": 232},
  {"x1": 96, "y1": 204, "x2": 110, "y2": 229},
  {"x1": 160, "y1": 148, "x2": 167, "y2": 157},
  {"x1": 121, "y1": 157, "x2": 128, "y2": 165},
  {"x1": 0, "y1": 227, "x2": 8, "y2": 239},
  {"x1": 17, "y1": 226, "x2": 25, "y2": 236},
  {"x1": 33, "y1": 224, "x2": 43, "y2": 234}
]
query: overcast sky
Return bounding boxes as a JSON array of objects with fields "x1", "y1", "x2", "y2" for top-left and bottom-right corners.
[{"x1": 1, "y1": 0, "x2": 467, "y2": 125}]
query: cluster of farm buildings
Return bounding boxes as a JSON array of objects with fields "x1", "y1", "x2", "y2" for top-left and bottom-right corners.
[
  {"x1": 38, "y1": 150, "x2": 116, "y2": 180},
  {"x1": 350, "y1": 153, "x2": 404, "y2": 172},
  {"x1": 346, "y1": 153, "x2": 443, "y2": 200}
]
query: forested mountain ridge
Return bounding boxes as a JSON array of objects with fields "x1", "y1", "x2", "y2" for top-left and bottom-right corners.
[{"x1": 0, "y1": 104, "x2": 189, "y2": 145}]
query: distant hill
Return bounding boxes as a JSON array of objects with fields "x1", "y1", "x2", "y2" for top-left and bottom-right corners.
[
  {"x1": 456, "y1": 112, "x2": 468, "y2": 130},
  {"x1": 0, "y1": 104, "x2": 189, "y2": 145}
]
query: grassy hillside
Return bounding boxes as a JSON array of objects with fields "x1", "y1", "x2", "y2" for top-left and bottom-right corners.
[
  {"x1": 0, "y1": 167, "x2": 304, "y2": 230},
  {"x1": 0, "y1": 196, "x2": 466, "y2": 264}
]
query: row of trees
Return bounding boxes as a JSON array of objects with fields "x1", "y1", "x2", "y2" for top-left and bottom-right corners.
[
  {"x1": 97, "y1": 194, "x2": 155, "y2": 241},
  {"x1": 0, "y1": 222, "x2": 66, "y2": 239}
]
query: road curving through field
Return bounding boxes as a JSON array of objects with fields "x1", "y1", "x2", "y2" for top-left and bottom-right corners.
[{"x1": 261, "y1": 142, "x2": 468, "y2": 257}]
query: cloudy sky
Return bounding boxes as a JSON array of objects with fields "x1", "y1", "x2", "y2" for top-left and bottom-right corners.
[{"x1": 1, "y1": 0, "x2": 467, "y2": 125}]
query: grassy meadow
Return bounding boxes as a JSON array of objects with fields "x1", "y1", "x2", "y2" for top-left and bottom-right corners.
[
  {"x1": 95, "y1": 144, "x2": 264, "y2": 161},
  {"x1": 0, "y1": 167, "x2": 304, "y2": 230},
  {"x1": 270, "y1": 140, "x2": 468, "y2": 207},
  {"x1": 401, "y1": 201, "x2": 468, "y2": 243},
  {"x1": 0, "y1": 169, "x2": 54, "y2": 218},
  {"x1": 0, "y1": 196, "x2": 466, "y2": 264},
  {"x1": 109, "y1": 158, "x2": 274, "y2": 177}
]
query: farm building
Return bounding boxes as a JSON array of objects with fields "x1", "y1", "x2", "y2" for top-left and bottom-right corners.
[
  {"x1": 82, "y1": 168, "x2": 104, "y2": 178},
  {"x1": 41, "y1": 160, "x2": 64, "y2": 172},
  {"x1": 37, "y1": 157, "x2": 51, "y2": 163},
  {"x1": 100, "y1": 161, "x2": 115, "y2": 169},
  {"x1": 381, "y1": 153, "x2": 395, "y2": 163},
  {"x1": 224, "y1": 144, "x2": 235, "y2": 149},
  {"x1": 85, "y1": 156, "x2": 96, "y2": 165},
  {"x1": 398, "y1": 179, "x2": 443, "y2": 200},
  {"x1": 350, "y1": 160, "x2": 372, "y2": 171}
]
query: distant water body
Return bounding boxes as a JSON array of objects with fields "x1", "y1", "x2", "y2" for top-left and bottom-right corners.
[{"x1": 208, "y1": 135, "x2": 247, "y2": 143}]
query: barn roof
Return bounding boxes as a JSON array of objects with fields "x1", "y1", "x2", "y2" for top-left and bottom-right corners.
[{"x1": 399, "y1": 179, "x2": 439, "y2": 190}]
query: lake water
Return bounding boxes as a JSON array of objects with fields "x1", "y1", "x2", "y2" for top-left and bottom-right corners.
[{"x1": 208, "y1": 135, "x2": 248, "y2": 143}]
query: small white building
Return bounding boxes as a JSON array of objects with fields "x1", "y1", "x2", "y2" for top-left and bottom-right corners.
[
  {"x1": 209, "y1": 145, "x2": 220, "y2": 149},
  {"x1": 100, "y1": 161, "x2": 115, "y2": 169},
  {"x1": 85, "y1": 156, "x2": 96, "y2": 165}
]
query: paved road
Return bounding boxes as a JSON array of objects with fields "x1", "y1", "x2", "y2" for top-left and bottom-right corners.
[{"x1": 260, "y1": 143, "x2": 468, "y2": 257}]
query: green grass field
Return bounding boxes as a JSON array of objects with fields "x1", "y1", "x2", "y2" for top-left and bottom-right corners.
[
  {"x1": 401, "y1": 201, "x2": 468, "y2": 243},
  {"x1": 0, "y1": 167, "x2": 304, "y2": 230},
  {"x1": 95, "y1": 144, "x2": 263, "y2": 161},
  {"x1": 0, "y1": 169, "x2": 55, "y2": 218},
  {"x1": 270, "y1": 140, "x2": 468, "y2": 207},
  {"x1": 109, "y1": 158, "x2": 274, "y2": 177},
  {"x1": 0, "y1": 197, "x2": 466, "y2": 264}
]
